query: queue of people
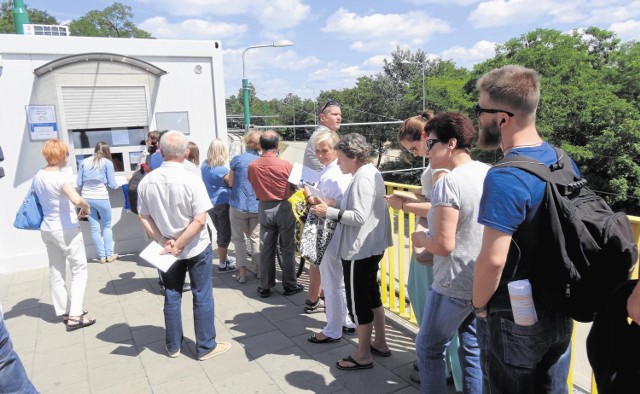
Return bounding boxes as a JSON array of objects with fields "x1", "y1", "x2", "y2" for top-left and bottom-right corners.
[{"x1": 8, "y1": 65, "x2": 624, "y2": 393}]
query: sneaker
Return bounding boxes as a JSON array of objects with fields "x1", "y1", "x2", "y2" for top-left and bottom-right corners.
[
  {"x1": 237, "y1": 275, "x2": 247, "y2": 284},
  {"x1": 198, "y1": 341, "x2": 232, "y2": 361},
  {"x1": 283, "y1": 284, "x2": 304, "y2": 296},
  {"x1": 218, "y1": 259, "x2": 238, "y2": 273},
  {"x1": 166, "y1": 347, "x2": 180, "y2": 358},
  {"x1": 304, "y1": 298, "x2": 325, "y2": 314}
]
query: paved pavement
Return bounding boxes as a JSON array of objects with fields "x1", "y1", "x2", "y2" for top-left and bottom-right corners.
[{"x1": 0, "y1": 252, "x2": 442, "y2": 393}]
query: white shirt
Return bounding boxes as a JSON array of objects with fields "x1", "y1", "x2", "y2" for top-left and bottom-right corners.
[
  {"x1": 318, "y1": 159, "x2": 351, "y2": 202},
  {"x1": 33, "y1": 170, "x2": 79, "y2": 232},
  {"x1": 138, "y1": 161, "x2": 213, "y2": 259}
]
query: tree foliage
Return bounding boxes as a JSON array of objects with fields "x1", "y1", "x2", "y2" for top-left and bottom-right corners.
[
  {"x1": 0, "y1": 1, "x2": 58, "y2": 33},
  {"x1": 68, "y1": 2, "x2": 152, "y2": 38}
]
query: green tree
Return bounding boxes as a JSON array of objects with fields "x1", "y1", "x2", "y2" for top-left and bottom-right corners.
[
  {"x1": 0, "y1": 1, "x2": 58, "y2": 33},
  {"x1": 68, "y1": 2, "x2": 152, "y2": 38},
  {"x1": 467, "y1": 28, "x2": 640, "y2": 213}
]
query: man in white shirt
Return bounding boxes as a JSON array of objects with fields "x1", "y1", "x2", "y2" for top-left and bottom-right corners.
[{"x1": 137, "y1": 130, "x2": 231, "y2": 361}]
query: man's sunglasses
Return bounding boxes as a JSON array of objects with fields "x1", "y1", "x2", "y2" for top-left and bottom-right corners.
[
  {"x1": 320, "y1": 99, "x2": 339, "y2": 114},
  {"x1": 474, "y1": 104, "x2": 514, "y2": 119}
]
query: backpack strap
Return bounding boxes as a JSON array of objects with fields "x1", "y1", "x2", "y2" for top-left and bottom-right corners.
[{"x1": 493, "y1": 147, "x2": 585, "y2": 195}]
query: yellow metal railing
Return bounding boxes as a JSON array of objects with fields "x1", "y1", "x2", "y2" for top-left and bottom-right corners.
[{"x1": 381, "y1": 181, "x2": 640, "y2": 393}]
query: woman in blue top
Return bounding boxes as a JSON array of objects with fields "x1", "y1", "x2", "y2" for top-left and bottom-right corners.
[
  {"x1": 226, "y1": 131, "x2": 261, "y2": 284},
  {"x1": 77, "y1": 142, "x2": 119, "y2": 264},
  {"x1": 202, "y1": 139, "x2": 236, "y2": 273}
]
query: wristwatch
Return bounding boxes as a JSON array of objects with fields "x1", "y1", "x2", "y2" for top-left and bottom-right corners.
[{"x1": 472, "y1": 304, "x2": 488, "y2": 318}]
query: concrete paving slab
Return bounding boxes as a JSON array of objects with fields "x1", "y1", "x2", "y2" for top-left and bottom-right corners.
[{"x1": 0, "y1": 252, "x2": 429, "y2": 393}]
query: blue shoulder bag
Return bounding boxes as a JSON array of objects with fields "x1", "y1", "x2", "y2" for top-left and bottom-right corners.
[{"x1": 14, "y1": 179, "x2": 44, "y2": 230}]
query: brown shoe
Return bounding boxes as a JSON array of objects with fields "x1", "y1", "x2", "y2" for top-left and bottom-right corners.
[{"x1": 198, "y1": 341, "x2": 231, "y2": 361}]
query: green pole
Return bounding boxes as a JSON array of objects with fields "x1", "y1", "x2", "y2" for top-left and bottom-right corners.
[
  {"x1": 242, "y1": 78, "x2": 250, "y2": 131},
  {"x1": 13, "y1": 0, "x2": 30, "y2": 34}
]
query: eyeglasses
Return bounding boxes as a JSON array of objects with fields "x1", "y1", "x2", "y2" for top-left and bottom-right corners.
[
  {"x1": 474, "y1": 104, "x2": 514, "y2": 119},
  {"x1": 426, "y1": 138, "x2": 445, "y2": 151},
  {"x1": 320, "y1": 99, "x2": 339, "y2": 114}
]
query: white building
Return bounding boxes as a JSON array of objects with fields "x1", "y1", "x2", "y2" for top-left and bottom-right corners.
[{"x1": 0, "y1": 34, "x2": 227, "y2": 273}]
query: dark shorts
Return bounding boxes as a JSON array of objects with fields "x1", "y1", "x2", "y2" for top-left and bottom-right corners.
[{"x1": 208, "y1": 204, "x2": 231, "y2": 248}]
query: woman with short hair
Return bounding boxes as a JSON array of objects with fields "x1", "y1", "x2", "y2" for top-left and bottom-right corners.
[
  {"x1": 76, "y1": 141, "x2": 119, "y2": 263},
  {"x1": 411, "y1": 112, "x2": 488, "y2": 393},
  {"x1": 36, "y1": 139, "x2": 96, "y2": 331},
  {"x1": 306, "y1": 127, "x2": 356, "y2": 343},
  {"x1": 311, "y1": 133, "x2": 393, "y2": 371}
]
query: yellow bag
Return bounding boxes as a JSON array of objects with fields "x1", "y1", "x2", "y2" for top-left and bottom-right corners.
[{"x1": 288, "y1": 189, "x2": 308, "y2": 226}]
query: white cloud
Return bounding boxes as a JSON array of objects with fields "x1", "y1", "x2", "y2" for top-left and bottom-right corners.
[
  {"x1": 469, "y1": 0, "x2": 640, "y2": 29},
  {"x1": 139, "y1": 16, "x2": 246, "y2": 40},
  {"x1": 439, "y1": 40, "x2": 497, "y2": 68},
  {"x1": 134, "y1": 0, "x2": 310, "y2": 31},
  {"x1": 322, "y1": 8, "x2": 450, "y2": 52},
  {"x1": 404, "y1": 0, "x2": 479, "y2": 5},
  {"x1": 363, "y1": 55, "x2": 388, "y2": 68},
  {"x1": 609, "y1": 19, "x2": 640, "y2": 41}
]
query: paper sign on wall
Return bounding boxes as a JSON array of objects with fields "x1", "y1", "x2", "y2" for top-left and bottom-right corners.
[{"x1": 26, "y1": 105, "x2": 58, "y2": 140}]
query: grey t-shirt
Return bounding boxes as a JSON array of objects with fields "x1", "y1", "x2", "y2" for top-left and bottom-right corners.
[
  {"x1": 303, "y1": 128, "x2": 324, "y2": 172},
  {"x1": 428, "y1": 160, "x2": 489, "y2": 300}
]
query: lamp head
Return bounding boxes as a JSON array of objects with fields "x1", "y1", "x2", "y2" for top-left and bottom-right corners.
[{"x1": 273, "y1": 40, "x2": 294, "y2": 47}]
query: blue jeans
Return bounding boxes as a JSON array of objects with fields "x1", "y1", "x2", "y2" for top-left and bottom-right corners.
[
  {"x1": 86, "y1": 198, "x2": 113, "y2": 259},
  {"x1": 0, "y1": 312, "x2": 38, "y2": 393},
  {"x1": 416, "y1": 288, "x2": 481, "y2": 394},
  {"x1": 161, "y1": 245, "x2": 216, "y2": 358},
  {"x1": 477, "y1": 307, "x2": 572, "y2": 394}
]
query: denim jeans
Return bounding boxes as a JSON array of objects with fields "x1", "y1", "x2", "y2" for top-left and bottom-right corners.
[
  {"x1": 416, "y1": 288, "x2": 481, "y2": 394},
  {"x1": 0, "y1": 311, "x2": 38, "y2": 393},
  {"x1": 161, "y1": 244, "x2": 216, "y2": 358},
  {"x1": 477, "y1": 307, "x2": 573, "y2": 394},
  {"x1": 86, "y1": 198, "x2": 113, "y2": 259}
]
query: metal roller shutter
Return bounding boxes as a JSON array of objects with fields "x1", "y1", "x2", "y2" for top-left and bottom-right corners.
[{"x1": 62, "y1": 86, "x2": 148, "y2": 130}]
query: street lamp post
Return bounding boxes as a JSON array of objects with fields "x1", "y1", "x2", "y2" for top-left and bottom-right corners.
[
  {"x1": 401, "y1": 60, "x2": 426, "y2": 110},
  {"x1": 401, "y1": 60, "x2": 427, "y2": 167},
  {"x1": 242, "y1": 40, "x2": 294, "y2": 131},
  {"x1": 302, "y1": 86, "x2": 317, "y2": 126}
]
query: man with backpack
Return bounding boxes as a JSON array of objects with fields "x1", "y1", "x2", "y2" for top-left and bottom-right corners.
[{"x1": 471, "y1": 65, "x2": 574, "y2": 393}]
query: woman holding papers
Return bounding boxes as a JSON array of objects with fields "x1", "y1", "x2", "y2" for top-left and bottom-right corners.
[
  {"x1": 310, "y1": 133, "x2": 393, "y2": 371},
  {"x1": 409, "y1": 113, "x2": 489, "y2": 393},
  {"x1": 305, "y1": 127, "x2": 356, "y2": 343},
  {"x1": 34, "y1": 139, "x2": 95, "y2": 331}
]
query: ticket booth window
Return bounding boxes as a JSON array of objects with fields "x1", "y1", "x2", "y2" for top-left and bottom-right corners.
[{"x1": 71, "y1": 127, "x2": 147, "y2": 173}]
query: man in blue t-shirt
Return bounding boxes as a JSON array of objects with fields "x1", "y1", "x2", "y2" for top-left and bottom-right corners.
[{"x1": 472, "y1": 65, "x2": 574, "y2": 393}]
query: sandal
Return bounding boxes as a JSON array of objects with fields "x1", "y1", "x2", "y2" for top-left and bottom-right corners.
[
  {"x1": 63, "y1": 310, "x2": 88, "y2": 324},
  {"x1": 336, "y1": 355, "x2": 373, "y2": 371},
  {"x1": 66, "y1": 315, "x2": 96, "y2": 332}
]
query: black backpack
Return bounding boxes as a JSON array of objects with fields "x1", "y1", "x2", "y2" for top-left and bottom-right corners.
[
  {"x1": 127, "y1": 163, "x2": 151, "y2": 215},
  {"x1": 495, "y1": 147, "x2": 638, "y2": 322}
]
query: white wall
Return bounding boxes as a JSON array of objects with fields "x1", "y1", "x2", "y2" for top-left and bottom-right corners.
[{"x1": 0, "y1": 35, "x2": 227, "y2": 274}]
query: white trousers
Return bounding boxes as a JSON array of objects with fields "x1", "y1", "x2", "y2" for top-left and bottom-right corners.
[
  {"x1": 319, "y1": 237, "x2": 355, "y2": 339},
  {"x1": 229, "y1": 207, "x2": 260, "y2": 269},
  {"x1": 40, "y1": 228, "x2": 88, "y2": 316}
]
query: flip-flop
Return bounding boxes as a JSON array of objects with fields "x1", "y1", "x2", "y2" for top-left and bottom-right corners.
[
  {"x1": 336, "y1": 355, "x2": 373, "y2": 370},
  {"x1": 370, "y1": 345, "x2": 392, "y2": 357},
  {"x1": 308, "y1": 333, "x2": 340, "y2": 344}
]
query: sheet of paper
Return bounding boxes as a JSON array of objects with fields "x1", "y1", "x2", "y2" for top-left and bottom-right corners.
[
  {"x1": 139, "y1": 241, "x2": 178, "y2": 273},
  {"x1": 288, "y1": 162, "x2": 320, "y2": 186},
  {"x1": 306, "y1": 184, "x2": 324, "y2": 200}
]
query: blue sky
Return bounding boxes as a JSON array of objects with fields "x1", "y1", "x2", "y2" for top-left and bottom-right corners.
[{"x1": 23, "y1": 0, "x2": 640, "y2": 100}]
